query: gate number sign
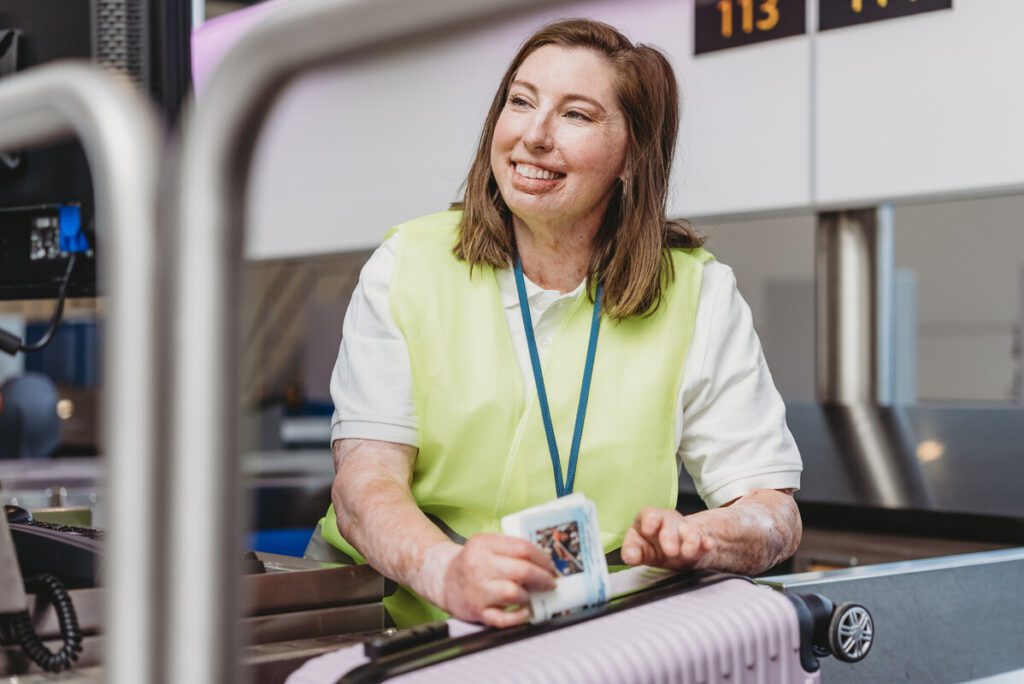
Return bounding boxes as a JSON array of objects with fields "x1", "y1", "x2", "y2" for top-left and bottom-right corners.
[
  {"x1": 694, "y1": 0, "x2": 805, "y2": 55},
  {"x1": 695, "y1": 0, "x2": 953, "y2": 55},
  {"x1": 819, "y1": 0, "x2": 952, "y2": 32}
]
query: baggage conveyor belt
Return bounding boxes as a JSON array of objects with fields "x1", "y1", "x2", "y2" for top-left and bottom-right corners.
[{"x1": 288, "y1": 568, "x2": 870, "y2": 684}]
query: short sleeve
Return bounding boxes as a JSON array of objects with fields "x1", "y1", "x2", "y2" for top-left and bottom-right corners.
[
  {"x1": 329, "y1": 235, "x2": 419, "y2": 446},
  {"x1": 677, "y1": 266, "x2": 802, "y2": 508}
]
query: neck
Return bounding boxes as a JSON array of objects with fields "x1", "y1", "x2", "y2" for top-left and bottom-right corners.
[{"x1": 513, "y1": 216, "x2": 598, "y2": 293}]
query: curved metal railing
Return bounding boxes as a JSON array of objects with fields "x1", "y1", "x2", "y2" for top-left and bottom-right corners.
[
  {"x1": 164, "y1": 0, "x2": 564, "y2": 680},
  {"x1": 0, "y1": 63, "x2": 162, "y2": 684}
]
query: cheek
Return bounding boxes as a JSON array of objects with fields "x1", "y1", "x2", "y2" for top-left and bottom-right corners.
[
  {"x1": 491, "y1": 113, "x2": 517, "y2": 155},
  {"x1": 563, "y1": 130, "x2": 624, "y2": 172}
]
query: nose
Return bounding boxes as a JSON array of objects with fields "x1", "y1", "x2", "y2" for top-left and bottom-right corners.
[{"x1": 523, "y1": 111, "x2": 553, "y2": 152}]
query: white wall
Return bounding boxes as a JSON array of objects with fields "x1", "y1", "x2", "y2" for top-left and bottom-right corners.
[
  {"x1": 243, "y1": 0, "x2": 812, "y2": 258},
  {"x1": 815, "y1": 0, "x2": 1024, "y2": 206},
  {"x1": 236, "y1": 0, "x2": 1024, "y2": 258}
]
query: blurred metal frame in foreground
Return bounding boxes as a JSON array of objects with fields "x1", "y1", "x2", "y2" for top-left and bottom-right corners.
[
  {"x1": 0, "y1": 63, "x2": 162, "y2": 684},
  {"x1": 165, "y1": 0, "x2": 568, "y2": 682}
]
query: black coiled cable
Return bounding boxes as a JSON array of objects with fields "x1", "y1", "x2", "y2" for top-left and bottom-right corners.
[{"x1": 10, "y1": 574, "x2": 84, "y2": 672}]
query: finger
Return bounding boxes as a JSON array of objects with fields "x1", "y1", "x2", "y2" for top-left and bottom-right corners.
[
  {"x1": 486, "y1": 579, "x2": 531, "y2": 608},
  {"x1": 495, "y1": 556, "x2": 557, "y2": 592},
  {"x1": 496, "y1": 536, "x2": 558, "y2": 576},
  {"x1": 658, "y1": 513, "x2": 683, "y2": 557},
  {"x1": 621, "y1": 527, "x2": 643, "y2": 566},
  {"x1": 637, "y1": 508, "x2": 664, "y2": 538},
  {"x1": 622, "y1": 526, "x2": 658, "y2": 566},
  {"x1": 678, "y1": 520, "x2": 705, "y2": 560},
  {"x1": 481, "y1": 606, "x2": 531, "y2": 629}
]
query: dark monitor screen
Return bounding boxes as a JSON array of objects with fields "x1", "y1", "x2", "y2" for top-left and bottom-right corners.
[{"x1": 0, "y1": 0, "x2": 192, "y2": 300}]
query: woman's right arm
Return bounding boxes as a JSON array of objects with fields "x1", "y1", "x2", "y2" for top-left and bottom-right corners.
[{"x1": 331, "y1": 437, "x2": 557, "y2": 627}]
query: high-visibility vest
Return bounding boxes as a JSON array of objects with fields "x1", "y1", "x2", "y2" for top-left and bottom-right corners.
[{"x1": 319, "y1": 210, "x2": 712, "y2": 625}]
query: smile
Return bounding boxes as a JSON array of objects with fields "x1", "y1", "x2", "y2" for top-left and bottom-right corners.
[{"x1": 513, "y1": 162, "x2": 566, "y2": 181}]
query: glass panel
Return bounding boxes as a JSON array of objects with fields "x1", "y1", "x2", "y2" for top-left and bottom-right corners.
[
  {"x1": 696, "y1": 213, "x2": 817, "y2": 401},
  {"x1": 893, "y1": 194, "x2": 1024, "y2": 405}
]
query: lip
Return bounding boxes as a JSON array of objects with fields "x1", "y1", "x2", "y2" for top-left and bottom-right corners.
[
  {"x1": 508, "y1": 160, "x2": 566, "y2": 194},
  {"x1": 511, "y1": 159, "x2": 565, "y2": 176}
]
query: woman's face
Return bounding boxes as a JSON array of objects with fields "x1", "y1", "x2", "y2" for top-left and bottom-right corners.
[{"x1": 490, "y1": 45, "x2": 628, "y2": 232}]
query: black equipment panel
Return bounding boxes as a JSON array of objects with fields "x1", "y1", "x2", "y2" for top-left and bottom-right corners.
[
  {"x1": 0, "y1": 0, "x2": 95, "y2": 274},
  {"x1": 0, "y1": 206, "x2": 96, "y2": 300},
  {"x1": 0, "y1": 0, "x2": 191, "y2": 300}
]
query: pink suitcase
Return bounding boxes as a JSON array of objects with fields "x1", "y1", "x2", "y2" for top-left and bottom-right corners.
[{"x1": 291, "y1": 571, "x2": 871, "y2": 684}]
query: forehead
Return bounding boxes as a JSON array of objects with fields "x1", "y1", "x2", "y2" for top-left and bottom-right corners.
[{"x1": 514, "y1": 45, "x2": 619, "y2": 105}]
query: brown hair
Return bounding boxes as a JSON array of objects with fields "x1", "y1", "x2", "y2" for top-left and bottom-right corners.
[{"x1": 453, "y1": 18, "x2": 703, "y2": 319}]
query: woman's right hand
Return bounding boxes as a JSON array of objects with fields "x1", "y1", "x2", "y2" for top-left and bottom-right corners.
[{"x1": 433, "y1": 534, "x2": 558, "y2": 628}]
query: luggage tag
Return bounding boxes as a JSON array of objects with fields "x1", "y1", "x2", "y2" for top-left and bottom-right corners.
[{"x1": 501, "y1": 493, "x2": 611, "y2": 622}]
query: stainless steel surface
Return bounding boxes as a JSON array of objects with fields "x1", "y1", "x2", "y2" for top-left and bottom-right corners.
[
  {"x1": 816, "y1": 403, "x2": 934, "y2": 508},
  {"x1": 816, "y1": 207, "x2": 892, "y2": 405},
  {"x1": 0, "y1": 635, "x2": 102, "y2": 675},
  {"x1": 764, "y1": 546, "x2": 1024, "y2": 585},
  {"x1": 245, "y1": 603, "x2": 385, "y2": 646},
  {"x1": 873, "y1": 204, "x2": 895, "y2": 405},
  {"x1": 242, "y1": 634, "x2": 365, "y2": 684},
  {"x1": 0, "y1": 518, "x2": 27, "y2": 614},
  {"x1": 813, "y1": 208, "x2": 937, "y2": 508},
  {"x1": 166, "y1": 1, "x2": 560, "y2": 681},
  {"x1": 1, "y1": 667, "x2": 103, "y2": 683},
  {"x1": 0, "y1": 63, "x2": 161, "y2": 684},
  {"x1": 246, "y1": 555, "x2": 387, "y2": 615},
  {"x1": 778, "y1": 402, "x2": 1024, "y2": 519},
  {"x1": 25, "y1": 588, "x2": 102, "y2": 640},
  {"x1": 762, "y1": 548, "x2": 1024, "y2": 683}
]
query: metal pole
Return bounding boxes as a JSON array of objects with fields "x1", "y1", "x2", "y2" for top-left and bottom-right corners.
[
  {"x1": 815, "y1": 207, "x2": 893, "y2": 405},
  {"x1": 0, "y1": 63, "x2": 162, "y2": 684},
  {"x1": 815, "y1": 207, "x2": 932, "y2": 508},
  {"x1": 165, "y1": 0, "x2": 561, "y2": 681}
]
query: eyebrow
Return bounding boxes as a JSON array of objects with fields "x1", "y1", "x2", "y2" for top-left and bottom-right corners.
[{"x1": 510, "y1": 79, "x2": 609, "y2": 114}]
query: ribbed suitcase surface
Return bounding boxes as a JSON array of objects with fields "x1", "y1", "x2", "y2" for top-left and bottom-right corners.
[{"x1": 393, "y1": 579, "x2": 818, "y2": 684}]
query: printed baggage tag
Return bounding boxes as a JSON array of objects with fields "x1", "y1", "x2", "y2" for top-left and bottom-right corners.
[{"x1": 501, "y1": 493, "x2": 611, "y2": 622}]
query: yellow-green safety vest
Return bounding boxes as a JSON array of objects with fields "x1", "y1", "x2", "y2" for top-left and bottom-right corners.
[{"x1": 318, "y1": 209, "x2": 712, "y2": 625}]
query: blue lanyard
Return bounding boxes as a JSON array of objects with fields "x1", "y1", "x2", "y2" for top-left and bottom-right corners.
[{"x1": 514, "y1": 256, "x2": 603, "y2": 497}]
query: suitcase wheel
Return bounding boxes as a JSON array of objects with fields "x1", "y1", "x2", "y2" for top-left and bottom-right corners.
[{"x1": 828, "y1": 602, "x2": 873, "y2": 663}]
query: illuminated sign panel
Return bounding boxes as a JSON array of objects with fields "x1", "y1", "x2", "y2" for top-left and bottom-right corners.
[
  {"x1": 819, "y1": 0, "x2": 953, "y2": 32},
  {"x1": 694, "y1": 0, "x2": 806, "y2": 55}
]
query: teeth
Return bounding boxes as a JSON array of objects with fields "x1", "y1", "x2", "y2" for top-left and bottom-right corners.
[{"x1": 515, "y1": 163, "x2": 561, "y2": 181}]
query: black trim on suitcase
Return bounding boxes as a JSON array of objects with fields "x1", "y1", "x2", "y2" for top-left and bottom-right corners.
[{"x1": 339, "y1": 570, "x2": 751, "y2": 684}]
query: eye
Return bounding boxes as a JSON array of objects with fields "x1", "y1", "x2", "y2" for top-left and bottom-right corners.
[
  {"x1": 507, "y1": 95, "x2": 531, "y2": 108},
  {"x1": 565, "y1": 109, "x2": 593, "y2": 122}
]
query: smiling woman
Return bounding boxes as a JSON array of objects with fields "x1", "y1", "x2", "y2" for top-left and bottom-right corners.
[
  {"x1": 458, "y1": 21, "x2": 705, "y2": 316},
  {"x1": 308, "y1": 19, "x2": 804, "y2": 629}
]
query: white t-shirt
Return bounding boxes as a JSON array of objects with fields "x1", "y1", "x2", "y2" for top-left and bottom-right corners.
[{"x1": 330, "y1": 234, "x2": 802, "y2": 509}]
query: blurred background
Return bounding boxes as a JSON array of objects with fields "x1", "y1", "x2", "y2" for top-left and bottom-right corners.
[
  {"x1": 1, "y1": 0, "x2": 1023, "y2": 679},
  {"x1": 1, "y1": 0, "x2": 1021, "y2": 550}
]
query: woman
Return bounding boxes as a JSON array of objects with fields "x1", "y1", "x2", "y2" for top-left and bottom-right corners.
[{"x1": 307, "y1": 19, "x2": 803, "y2": 628}]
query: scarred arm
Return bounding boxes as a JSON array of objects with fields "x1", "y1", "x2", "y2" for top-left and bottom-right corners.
[
  {"x1": 331, "y1": 438, "x2": 557, "y2": 627},
  {"x1": 621, "y1": 488, "x2": 802, "y2": 576}
]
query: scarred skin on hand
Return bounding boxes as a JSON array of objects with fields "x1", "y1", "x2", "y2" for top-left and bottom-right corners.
[
  {"x1": 621, "y1": 489, "x2": 802, "y2": 576},
  {"x1": 331, "y1": 439, "x2": 557, "y2": 628}
]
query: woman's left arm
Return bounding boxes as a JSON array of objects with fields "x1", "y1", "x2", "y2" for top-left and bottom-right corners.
[{"x1": 621, "y1": 489, "x2": 801, "y2": 575}]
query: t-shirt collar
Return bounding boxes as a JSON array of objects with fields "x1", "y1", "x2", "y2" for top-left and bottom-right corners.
[{"x1": 496, "y1": 267, "x2": 587, "y2": 310}]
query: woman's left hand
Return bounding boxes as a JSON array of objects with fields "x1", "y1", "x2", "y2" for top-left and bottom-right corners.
[{"x1": 621, "y1": 507, "x2": 715, "y2": 569}]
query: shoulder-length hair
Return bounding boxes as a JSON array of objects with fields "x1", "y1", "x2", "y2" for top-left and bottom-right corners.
[{"x1": 453, "y1": 18, "x2": 703, "y2": 320}]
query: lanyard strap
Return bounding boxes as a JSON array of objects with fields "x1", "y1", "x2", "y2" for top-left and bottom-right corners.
[{"x1": 514, "y1": 257, "x2": 603, "y2": 497}]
